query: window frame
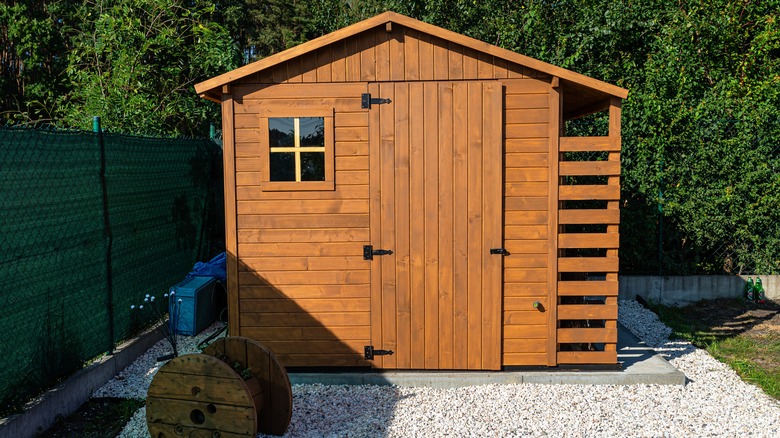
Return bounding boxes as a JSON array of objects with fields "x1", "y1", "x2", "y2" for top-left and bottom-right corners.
[{"x1": 259, "y1": 107, "x2": 335, "y2": 191}]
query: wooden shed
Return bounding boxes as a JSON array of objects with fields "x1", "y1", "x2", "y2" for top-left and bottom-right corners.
[{"x1": 195, "y1": 11, "x2": 628, "y2": 370}]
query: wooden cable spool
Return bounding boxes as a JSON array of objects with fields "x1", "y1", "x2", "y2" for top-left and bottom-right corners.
[
  {"x1": 202, "y1": 336, "x2": 293, "y2": 436},
  {"x1": 147, "y1": 353, "x2": 262, "y2": 438},
  {"x1": 147, "y1": 336, "x2": 292, "y2": 438}
]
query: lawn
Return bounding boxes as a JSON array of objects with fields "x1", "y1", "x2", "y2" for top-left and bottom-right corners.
[{"x1": 646, "y1": 298, "x2": 780, "y2": 399}]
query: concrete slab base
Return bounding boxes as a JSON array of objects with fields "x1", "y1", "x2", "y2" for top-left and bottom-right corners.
[{"x1": 289, "y1": 324, "x2": 686, "y2": 388}]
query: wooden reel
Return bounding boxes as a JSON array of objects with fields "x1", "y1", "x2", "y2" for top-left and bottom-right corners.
[
  {"x1": 202, "y1": 336, "x2": 293, "y2": 436},
  {"x1": 146, "y1": 337, "x2": 292, "y2": 437}
]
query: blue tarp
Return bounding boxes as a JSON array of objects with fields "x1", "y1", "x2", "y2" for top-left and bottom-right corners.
[{"x1": 187, "y1": 252, "x2": 226, "y2": 282}]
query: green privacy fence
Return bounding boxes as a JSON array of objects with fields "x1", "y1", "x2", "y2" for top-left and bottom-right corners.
[{"x1": 0, "y1": 125, "x2": 223, "y2": 414}]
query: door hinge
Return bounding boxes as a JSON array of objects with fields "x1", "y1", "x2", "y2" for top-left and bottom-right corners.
[
  {"x1": 361, "y1": 93, "x2": 392, "y2": 109},
  {"x1": 364, "y1": 245, "x2": 393, "y2": 260},
  {"x1": 490, "y1": 248, "x2": 509, "y2": 255},
  {"x1": 364, "y1": 345, "x2": 394, "y2": 360}
]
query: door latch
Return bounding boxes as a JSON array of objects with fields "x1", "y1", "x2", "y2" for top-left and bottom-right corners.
[
  {"x1": 364, "y1": 245, "x2": 394, "y2": 260},
  {"x1": 490, "y1": 248, "x2": 509, "y2": 255},
  {"x1": 364, "y1": 345, "x2": 394, "y2": 360}
]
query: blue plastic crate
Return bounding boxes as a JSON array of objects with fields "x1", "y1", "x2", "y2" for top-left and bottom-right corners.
[{"x1": 169, "y1": 276, "x2": 217, "y2": 336}]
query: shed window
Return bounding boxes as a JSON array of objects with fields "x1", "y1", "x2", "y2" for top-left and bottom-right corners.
[{"x1": 260, "y1": 109, "x2": 334, "y2": 191}]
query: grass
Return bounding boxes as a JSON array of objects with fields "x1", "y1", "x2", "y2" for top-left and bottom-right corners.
[
  {"x1": 646, "y1": 298, "x2": 780, "y2": 400},
  {"x1": 37, "y1": 398, "x2": 143, "y2": 438}
]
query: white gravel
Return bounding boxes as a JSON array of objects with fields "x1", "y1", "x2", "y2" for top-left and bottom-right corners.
[{"x1": 111, "y1": 300, "x2": 780, "y2": 437}]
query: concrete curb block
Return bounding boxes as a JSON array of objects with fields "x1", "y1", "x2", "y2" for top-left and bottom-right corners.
[
  {"x1": 288, "y1": 325, "x2": 686, "y2": 388},
  {"x1": 0, "y1": 324, "x2": 165, "y2": 438}
]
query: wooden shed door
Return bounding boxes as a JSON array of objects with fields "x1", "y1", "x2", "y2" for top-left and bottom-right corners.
[{"x1": 367, "y1": 81, "x2": 503, "y2": 370}]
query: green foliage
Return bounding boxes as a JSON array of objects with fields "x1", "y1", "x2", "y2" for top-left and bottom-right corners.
[{"x1": 1, "y1": 0, "x2": 779, "y2": 271}]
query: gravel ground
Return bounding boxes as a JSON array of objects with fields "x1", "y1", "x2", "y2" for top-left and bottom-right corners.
[{"x1": 108, "y1": 300, "x2": 780, "y2": 437}]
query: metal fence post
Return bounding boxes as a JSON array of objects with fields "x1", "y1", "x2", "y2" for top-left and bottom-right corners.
[{"x1": 95, "y1": 116, "x2": 115, "y2": 355}]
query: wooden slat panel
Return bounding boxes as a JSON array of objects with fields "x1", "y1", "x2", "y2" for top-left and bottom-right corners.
[
  {"x1": 360, "y1": 30, "x2": 376, "y2": 81},
  {"x1": 262, "y1": 340, "x2": 364, "y2": 355},
  {"x1": 557, "y1": 351, "x2": 616, "y2": 364},
  {"x1": 239, "y1": 298, "x2": 370, "y2": 314},
  {"x1": 345, "y1": 36, "x2": 361, "y2": 82},
  {"x1": 433, "y1": 38, "x2": 449, "y2": 80},
  {"x1": 558, "y1": 233, "x2": 619, "y2": 249},
  {"x1": 241, "y1": 312, "x2": 370, "y2": 327},
  {"x1": 505, "y1": 268, "x2": 547, "y2": 282},
  {"x1": 559, "y1": 185, "x2": 620, "y2": 201},
  {"x1": 409, "y1": 82, "x2": 427, "y2": 369},
  {"x1": 558, "y1": 209, "x2": 620, "y2": 225},
  {"x1": 336, "y1": 155, "x2": 369, "y2": 170},
  {"x1": 447, "y1": 42, "x2": 463, "y2": 80},
  {"x1": 505, "y1": 239, "x2": 548, "y2": 255},
  {"x1": 504, "y1": 310, "x2": 547, "y2": 325},
  {"x1": 505, "y1": 109, "x2": 549, "y2": 124},
  {"x1": 394, "y1": 83, "x2": 411, "y2": 369},
  {"x1": 506, "y1": 123, "x2": 549, "y2": 139},
  {"x1": 504, "y1": 283, "x2": 548, "y2": 297},
  {"x1": 506, "y1": 153, "x2": 549, "y2": 167},
  {"x1": 424, "y1": 81, "x2": 440, "y2": 369},
  {"x1": 379, "y1": 81, "x2": 396, "y2": 368},
  {"x1": 505, "y1": 225, "x2": 547, "y2": 240},
  {"x1": 316, "y1": 47, "x2": 332, "y2": 82},
  {"x1": 238, "y1": 214, "x2": 369, "y2": 229},
  {"x1": 241, "y1": 284, "x2": 368, "y2": 299},
  {"x1": 368, "y1": 82, "x2": 383, "y2": 367},
  {"x1": 335, "y1": 112, "x2": 368, "y2": 127},
  {"x1": 505, "y1": 182, "x2": 548, "y2": 197},
  {"x1": 242, "y1": 326, "x2": 368, "y2": 341},
  {"x1": 437, "y1": 82, "x2": 454, "y2": 369},
  {"x1": 559, "y1": 161, "x2": 620, "y2": 176},
  {"x1": 504, "y1": 254, "x2": 547, "y2": 268},
  {"x1": 477, "y1": 52, "x2": 493, "y2": 79},
  {"x1": 335, "y1": 126, "x2": 368, "y2": 142},
  {"x1": 504, "y1": 297, "x2": 548, "y2": 311},
  {"x1": 505, "y1": 138, "x2": 549, "y2": 153},
  {"x1": 389, "y1": 27, "x2": 404, "y2": 81},
  {"x1": 375, "y1": 30, "x2": 390, "y2": 82},
  {"x1": 557, "y1": 280, "x2": 619, "y2": 296},
  {"x1": 452, "y1": 81, "x2": 469, "y2": 370},
  {"x1": 336, "y1": 142, "x2": 369, "y2": 156},
  {"x1": 558, "y1": 257, "x2": 619, "y2": 273},
  {"x1": 239, "y1": 270, "x2": 369, "y2": 285},
  {"x1": 503, "y1": 339, "x2": 546, "y2": 353},
  {"x1": 557, "y1": 304, "x2": 618, "y2": 320},
  {"x1": 505, "y1": 197, "x2": 548, "y2": 212},
  {"x1": 331, "y1": 40, "x2": 346, "y2": 82},
  {"x1": 418, "y1": 33, "x2": 434, "y2": 80},
  {"x1": 404, "y1": 28, "x2": 419, "y2": 80},
  {"x1": 236, "y1": 185, "x2": 368, "y2": 200},
  {"x1": 237, "y1": 199, "x2": 367, "y2": 215},
  {"x1": 238, "y1": 256, "x2": 367, "y2": 271},
  {"x1": 505, "y1": 93, "x2": 548, "y2": 110},
  {"x1": 493, "y1": 57, "x2": 508, "y2": 79},
  {"x1": 238, "y1": 242, "x2": 365, "y2": 257},
  {"x1": 462, "y1": 47, "x2": 478, "y2": 79},
  {"x1": 505, "y1": 211, "x2": 548, "y2": 225},
  {"x1": 557, "y1": 328, "x2": 617, "y2": 343},
  {"x1": 236, "y1": 98, "x2": 362, "y2": 114},
  {"x1": 505, "y1": 168, "x2": 548, "y2": 182},
  {"x1": 274, "y1": 354, "x2": 370, "y2": 367},
  {"x1": 482, "y1": 81, "x2": 503, "y2": 370},
  {"x1": 222, "y1": 96, "x2": 240, "y2": 336},
  {"x1": 547, "y1": 77, "x2": 561, "y2": 370},
  {"x1": 559, "y1": 136, "x2": 616, "y2": 152},
  {"x1": 503, "y1": 353, "x2": 547, "y2": 365},
  {"x1": 503, "y1": 325, "x2": 547, "y2": 339}
]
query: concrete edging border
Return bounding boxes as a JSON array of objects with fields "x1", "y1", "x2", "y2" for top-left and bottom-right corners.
[{"x1": 0, "y1": 324, "x2": 165, "y2": 438}]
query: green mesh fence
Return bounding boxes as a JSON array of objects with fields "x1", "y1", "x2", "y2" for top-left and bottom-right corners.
[{"x1": 0, "y1": 126, "x2": 223, "y2": 415}]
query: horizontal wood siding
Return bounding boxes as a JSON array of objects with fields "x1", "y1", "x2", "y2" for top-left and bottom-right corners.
[
  {"x1": 501, "y1": 79, "x2": 551, "y2": 366},
  {"x1": 234, "y1": 83, "x2": 371, "y2": 367},
  {"x1": 241, "y1": 26, "x2": 550, "y2": 85}
]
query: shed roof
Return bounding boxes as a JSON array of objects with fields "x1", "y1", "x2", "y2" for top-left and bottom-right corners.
[{"x1": 195, "y1": 11, "x2": 628, "y2": 113}]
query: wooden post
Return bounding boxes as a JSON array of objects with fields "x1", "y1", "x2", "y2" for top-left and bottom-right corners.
[{"x1": 547, "y1": 78, "x2": 561, "y2": 366}]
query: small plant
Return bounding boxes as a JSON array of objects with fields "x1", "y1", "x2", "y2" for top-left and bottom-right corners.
[{"x1": 130, "y1": 291, "x2": 183, "y2": 361}]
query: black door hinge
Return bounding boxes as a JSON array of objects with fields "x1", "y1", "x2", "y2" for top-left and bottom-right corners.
[
  {"x1": 364, "y1": 245, "x2": 393, "y2": 260},
  {"x1": 490, "y1": 248, "x2": 509, "y2": 255},
  {"x1": 364, "y1": 345, "x2": 394, "y2": 360},
  {"x1": 361, "y1": 93, "x2": 392, "y2": 109}
]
